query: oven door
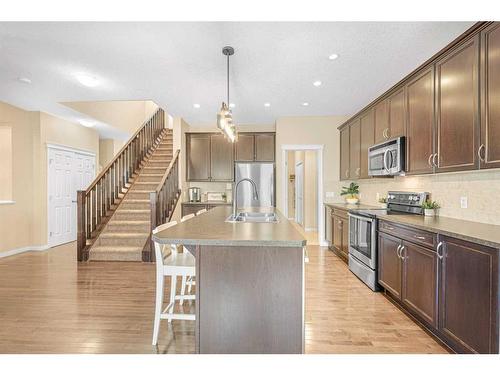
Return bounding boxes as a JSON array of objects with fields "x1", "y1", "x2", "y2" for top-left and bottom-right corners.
[{"x1": 348, "y1": 213, "x2": 377, "y2": 269}]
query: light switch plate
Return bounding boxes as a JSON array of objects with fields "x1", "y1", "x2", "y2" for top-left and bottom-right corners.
[
  {"x1": 325, "y1": 192, "x2": 335, "y2": 198},
  {"x1": 460, "y1": 196, "x2": 468, "y2": 209}
]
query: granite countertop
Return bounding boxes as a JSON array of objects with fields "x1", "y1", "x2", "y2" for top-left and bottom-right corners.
[
  {"x1": 153, "y1": 206, "x2": 306, "y2": 247},
  {"x1": 324, "y1": 202, "x2": 380, "y2": 211},
  {"x1": 378, "y1": 214, "x2": 500, "y2": 250}
]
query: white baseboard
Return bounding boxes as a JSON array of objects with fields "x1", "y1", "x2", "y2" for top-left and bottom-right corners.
[
  {"x1": 305, "y1": 227, "x2": 318, "y2": 232},
  {"x1": 0, "y1": 244, "x2": 50, "y2": 259},
  {"x1": 320, "y1": 240, "x2": 329, "y2": 247}
]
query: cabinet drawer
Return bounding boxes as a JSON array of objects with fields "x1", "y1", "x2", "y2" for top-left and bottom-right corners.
[
  {"x1": 331, "y1": 208, "x2": 348, "y2": 219},
  {"x1": 379, "y1": 220, "x2": 436, "y2": 249}
]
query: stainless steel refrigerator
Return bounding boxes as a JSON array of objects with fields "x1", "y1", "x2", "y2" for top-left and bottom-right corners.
[{"x1": 234, "y1": 162, "x2": 275, "y2": 208}]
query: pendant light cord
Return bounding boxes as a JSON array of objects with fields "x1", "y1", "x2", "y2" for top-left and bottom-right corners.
[{"x1": 227, "y1": 53, "x2": 230, "y2": 106}]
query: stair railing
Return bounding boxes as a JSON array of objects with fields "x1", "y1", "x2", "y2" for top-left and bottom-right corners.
[
  {"x1": 145, "y1": 149, "x2": 181, "y2": 262},
  {"x1": 77, "y1": 108, "x2": 166, "y2": 261}
]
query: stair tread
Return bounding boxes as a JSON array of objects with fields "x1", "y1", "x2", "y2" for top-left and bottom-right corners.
[
  {"x1": 100, "y1": 232, "x2": 149, "y2": 238},
  {"x1": 91, "y1": 246, "x2": 143, "y2": 252},
  {"x1": 107, "y1": 220, "x2": 150, "y2": 224},
  {"x1": 122, "y1": 199, "x2": 150, "y2": 202},
  {"x1": 116, "y1": 209, "x2": 150, "y2": 213}
]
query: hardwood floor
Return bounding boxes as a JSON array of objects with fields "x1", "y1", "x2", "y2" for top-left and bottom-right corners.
[{"x1": 0, "y1": 242, "x2": 448, "y2": 354}]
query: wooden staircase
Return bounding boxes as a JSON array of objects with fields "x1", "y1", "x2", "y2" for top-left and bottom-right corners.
[{"x1": 77, "y1": 108, "x2": 181, "y2": 262}]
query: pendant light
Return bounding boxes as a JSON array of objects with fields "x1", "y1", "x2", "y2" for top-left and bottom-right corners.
[{"x1": 217, "y1": 46, "x2": 237, "y2": 142}]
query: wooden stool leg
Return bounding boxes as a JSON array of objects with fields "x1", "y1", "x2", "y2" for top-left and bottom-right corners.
[{"x1": 152, "y1": 273, "x2": 164, "y2": 345}]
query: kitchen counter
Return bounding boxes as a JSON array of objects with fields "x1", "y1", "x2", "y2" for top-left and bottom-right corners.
[
  {"x1": 378, "y1": 214, "x2": 500, "y2": 250},
  {"x1": 154, "y1": 206, "x2": 306, "y2": 247},
  {"x1": 153, "y1": 205, "x2": 306, "y2": 354},
  {"x1": 324, "y1": 202, "x2": 380, "y2": 211}
]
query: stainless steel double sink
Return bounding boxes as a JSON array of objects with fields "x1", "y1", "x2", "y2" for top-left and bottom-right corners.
[{"x1": 225, "y1": 212, "x2": 279, "y2": 223}]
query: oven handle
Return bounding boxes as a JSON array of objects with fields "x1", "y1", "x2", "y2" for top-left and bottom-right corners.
[{"x1": 348, "y1": 213, "x2": 375, "y2": 223}]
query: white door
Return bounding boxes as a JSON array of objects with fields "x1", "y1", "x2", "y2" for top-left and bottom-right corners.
[
  {"x1": 48, "y1": 147, "x2": 95, "y2": 248},
  {"x1": 295, "y1": 162, "x2": 304, "y2": 226}
]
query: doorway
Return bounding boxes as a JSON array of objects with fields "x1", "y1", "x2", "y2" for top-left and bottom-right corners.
[
  {"x1": 295, "y1": 161, "x2": 304, "y2": 226},
  {"x1": 47, "y1": 145, "x2": 95, "y2": 248}
]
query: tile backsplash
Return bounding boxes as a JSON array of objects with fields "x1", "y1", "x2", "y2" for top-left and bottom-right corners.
[
  {"x1": 184, "y1": 182, "x2": 232, "y2": 202},
  {"x1": 332, "y1": 169, "x2": 500, "y2": 225}
]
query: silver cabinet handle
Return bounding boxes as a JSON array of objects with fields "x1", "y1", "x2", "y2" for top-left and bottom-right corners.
[
  {"x1": 386, "y1": 128, "x2": 391, "y2": 139},
  {"x1": 436, "y1": 241, "x2": 444, "y2": 259},
  {"x1": 396, "y1": 244, "x2": 402, "y2": 259},
  {"x1": 428, "y1": 154, "x2": 434, "y2": 168},
  {"x1": 355, "y1": 167, "x2": 360, "y2": 176},
  {"x1": 415, "y1": 235, "x2": 426, "y2": 240},
  {"x1": 432, "y1": 153, "x2": 438, "y2": 167},
  {"x1": 382, "y1": 128, "x2": 387, "y2": 139},
  {"x1": 478, "y1": 144, "x2": 486, "y2": 162},
  {"x1": 401, "y1": 245, "x2": 406, "y2": 261},
  {"x1": 345, "y1": 169, "x2": 349, "y2": 178},
  {"x1": 386, "y1": 225, "x2": 395, "y2": 231}
]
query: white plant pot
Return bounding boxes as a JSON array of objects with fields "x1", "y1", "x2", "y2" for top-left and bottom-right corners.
[
  {"x1": 380, "y1": 203, "x2": 388, "y2": 209},
  {"x1": 345, "y1": 197, "x2": 359, "y2": 205},
  {"x1": 424, "y1": 209, "x2": 435, "y2": 217}
]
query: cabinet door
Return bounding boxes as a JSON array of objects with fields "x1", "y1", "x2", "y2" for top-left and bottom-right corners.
[
  {"x1": 254, "y1": 134, "x2": 275, "y2": 161},
  {"x1": 480, "y1": 23, "x2": 500, "y2": 169},
  {"x1": 187, "y1": 134, "x2": 211, "y2": 181},
  {"x1": 401, "y1": 241, "x2": 437, "y2": 327},
  {"x1": 388, "y1": 88, "x2": 406, "y2": 139},
  {"x1": 359, "y1": 110, "x2": 374, "y2": 179},
  {"x1": 210, "y1": 134, "x2": 234, "y2": 181},
  {"x1": 374, "y1": 99, "x2": 389, "y2": 143},
  {"x1": 235, "y1": 134, "x2": 255, "y2": 161},
  {"x1": 340, "y1": 127, "x2": 350, "y2": 180},
  {"x1": 435, "y1": 36, "x2": 480, "y2": 173},
  {"x1": 182, "y1": 204, "x2": 203, "y2": 217},
  {"x1": 349, "y1": 119, "x2": 361, "y2": 179},
  {"x1": 378, "y1": 232, "x2": 402, "y2": 299},
  {"x1": 332, "y1": 215, "x2": 343, "y2": 255},
  {"x1": 438, "y1": 236, "x2": 499, "y2": 354},
  {"x1": 406, "y1": 67, "x2": 435, "y2": 174},
  {"x1": 340, "y1": 216, "x2": 349, "y2": 257}
]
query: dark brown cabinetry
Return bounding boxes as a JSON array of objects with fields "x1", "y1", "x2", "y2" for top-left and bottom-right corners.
[
  {"x1": 374, "y1": 99, "x2": 389, "y2": 144},
  {"x1": 405, "y1": 67, "x2": 435, "y2": 174},
  {"x1": 359, "y1": 110, "x2": 374, "y2": 179},
  {"x1": 480, "y1": 23, "x2": 500, "y2": 169},
  {"x1": 387, "y1": 88, "x2": 406, "y2": 139},
  {"x1": 438, "y1": 236, "x2": 499, "y2": 354},
  {"x1": 181, "y1": 202, "x2": 231, "y2": 217},
  {"x1": 339, "y1": 127, "x2": 350, "y2": 180},
  {"x1": 435, "y1": 36, "x2": 480, "y2": 173},
  {"x1": 186, "y1": 134, "x2": 211, "y2": 181},
  {"x1": 235, "y1": 133, "x2": 275, "y2": 162},
  {"x1": 210, "y1": 134, "x2": 234, "y2": 181},
  {"x1": 349, "y1": 119, "x2": 361, "y2": 179},
  {"x1": 378, "y1": 220, "x2": 499, "y2": 353},
  {"x1": 329, "y1": 207, "x2": 349, "y2": 262},
  {"x1": 325, "y1": 206, "x2": 332, "y2": 247}
]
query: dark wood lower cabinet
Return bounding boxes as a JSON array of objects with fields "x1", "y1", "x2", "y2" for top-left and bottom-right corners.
[
  {"x1": 378, "y1": 221, "x2": 499, "y2": 354},
  {"x1": 378, "y1": 232, "x2": 402, "y2": 299},
  {"x1": 402, "y1": 241, "x2": 437, "y2": 328},
  {"x1": 329, "y1": 208, "x2": 348, "y2": 262},
  {"x1": 438, "y1": 236, "x2": 499, "y2": 354},
  {"x1": 181, "y1": 202, "x2": 231, "y2": 217}
]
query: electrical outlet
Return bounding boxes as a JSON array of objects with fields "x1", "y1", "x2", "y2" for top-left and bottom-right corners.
[
  {"x1": 460, "y1": 196, "x2": 468, "y2": 209},
  {"x1": 326, "y1": 192, "x2": 335, "y2": 198}
]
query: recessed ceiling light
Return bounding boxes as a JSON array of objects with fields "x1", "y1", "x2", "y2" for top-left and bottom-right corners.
[
  {"x1": 229, "y1": 103, "x2": 235, "y2": 108},
  {"x1": 75, "y1": 73, "x2": 100, "y2": 88},
  {"x1": 264, "y1": 103, "x2": 271, "y2": 107},
  {"x1": 18, "y1": 77, "x2": 32, "y2": 84},
  {"x1": 193, "y1": 103, "x2": 201, "y2": 109},
  {"x1": 328, "y1": 53, "x2": 339, "y2": 60},
  {"x1": 302, "y1": 102, "x2": 309, "y2": 107},
  {"x1": 313, "y1": 80, "x2": 322, "y2": 87},
  {"x1": 79, "y1": 119, "x2": 96, "y2": 128}
]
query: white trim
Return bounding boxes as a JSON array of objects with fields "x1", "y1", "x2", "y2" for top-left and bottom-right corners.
[
  {"x1": 305, "y1": 227, "x2": 318, "y2": 232},
  {"x1": 0, "y1": 244, "x2": 50, "y2": 259},
  {"x1": 281, "y1": 144, "x2": 324, "y2": 247},
  {"x1": 46, "y1": 142, "x2": 96, "y2": 157},
  {"x1": 0, "y1": 200, "x2": 15, "y2": 205}
]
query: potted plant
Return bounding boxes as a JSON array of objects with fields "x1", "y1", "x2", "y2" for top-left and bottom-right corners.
[
  {"x1": 378, "y1": 196, "x2": 388, "y2": 209},
  {"x1": 421, "y1": 199, "x2": 440, "y2": 217},
  {"x1": 340, "y1": 182, "x2": 360, "y2": 205}
]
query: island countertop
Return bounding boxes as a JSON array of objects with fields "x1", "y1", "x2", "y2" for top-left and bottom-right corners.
[{"x1": 152, "y1": 206, "x2": 307, "y2": 247}]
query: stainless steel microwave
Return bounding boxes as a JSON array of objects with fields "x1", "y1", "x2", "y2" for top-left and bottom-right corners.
[{"x1": 368, "y1": 136, "x2": 406, "y2": 176}]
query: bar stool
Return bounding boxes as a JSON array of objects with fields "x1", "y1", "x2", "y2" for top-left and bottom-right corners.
[
  {"x1": 152, "y1": 221, "x2": 196, "y2": 346},
  {"x1": 180, "y1": 213, "x2": 196, "y2": 302}
]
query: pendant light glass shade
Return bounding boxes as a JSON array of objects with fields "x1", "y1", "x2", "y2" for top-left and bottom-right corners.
[{"x1": 217, "y1": 46, "x2": 237, "y2": 142}]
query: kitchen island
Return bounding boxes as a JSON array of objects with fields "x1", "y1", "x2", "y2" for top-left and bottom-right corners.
[{"x1": 152, "y1": 206, "x2": 307, "y2": 354}]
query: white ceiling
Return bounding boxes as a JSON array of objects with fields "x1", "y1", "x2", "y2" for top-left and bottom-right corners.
[{"x1": 0, "y1": 22, "x2": 474, "y2": 136}]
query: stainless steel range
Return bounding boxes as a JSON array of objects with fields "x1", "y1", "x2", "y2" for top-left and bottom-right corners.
[{"x1": 348, "y1": 191, "x2": 429, "y2": 291}]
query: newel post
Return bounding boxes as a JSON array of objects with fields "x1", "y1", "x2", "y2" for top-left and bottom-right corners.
[
  {"x1": 77, "y1": 190, "x2": 87, "y2": 261},
  {"x1": 145, "y1": 191, "x2": 158, "y2": 262}
]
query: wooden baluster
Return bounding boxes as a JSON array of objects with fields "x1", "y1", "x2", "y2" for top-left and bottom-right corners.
[
  {"x1": 96, "y1": 181, "x2": 101, "y2": 225},
  {"x1": 77, "y1": 190, "x2": 86, "y2": 261},
  {"x1": 86, "y1": 193, "x2": 91, "y2": 239}
]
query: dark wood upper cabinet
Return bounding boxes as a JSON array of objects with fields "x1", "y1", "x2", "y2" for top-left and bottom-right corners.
[
  {"x1": 235, "y1": 134, "x2": 255, "y2": 161},
  {"x1": 435, "y1": 35, "x2": 480, "y2": 173},
  {"x1": 406, "y1": 67, "x2": 435, "y2": 174},
  {"x1": 480, "y1": 23, "x2": 500, "y2": 169},
  {"x1": 340, "y1": 127, "x2": 350, "y2": 180},
  {"x1": 349, "y1": 119, "x2": 361, "y2": 179},
  {"x1": 359, "y1": 110, "x2": 374, "y2": 179},
  {"x1": 388, "y1": 88, "x2": 406, "y2": 139},
  {"x1": 186, "y1": 134, "x2": 211, "y2": 181},
  {"x1": 401, "y1": 241, "x2": 437, "y2": 328},
  {"x1": 210, "y1": 134, "x2": 234, "y2": 181},
  {"x1": 374, "y1": 99, "x2": 389, "y2": 144},
  {"x1": 254, "y1": 133, "x2": 275, "y2": 161},
  {"x1": 438, "y1": 235, "x2": 499, "y2": 354},
  {"x1": 378, "y1": 232, "x2": 402, "y2": 299},
  {"x1": 235, "y1": 133, "x2": 275, "y2": 162}
]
